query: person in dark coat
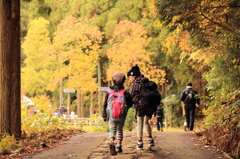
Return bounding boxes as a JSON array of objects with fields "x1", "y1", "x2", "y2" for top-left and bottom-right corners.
[
  {"x1": 154, "y1": 102, "x2": 165, "y2": 131},
  {"x1": 180, "y1": 82, "x2": 200, "y2": 131},
  {"x1": 60, "y1": 106, "x2": 66, "y2": 116}
]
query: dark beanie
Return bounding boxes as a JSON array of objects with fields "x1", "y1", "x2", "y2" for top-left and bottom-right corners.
[
  {"x1": 112, "y1": 72, "x2": 126, "y2": 85},
  {"x1": 127, "y1": 64, "x2": 141, "y2": 77}
]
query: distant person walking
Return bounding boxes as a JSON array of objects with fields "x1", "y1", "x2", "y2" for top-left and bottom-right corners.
[
  {"x1": 180, "y1": 82, "x2": 200, "y2": 131},
  {"x1": 154, "y1": 102, "x2": 165, "y2": 132},
  {"x1": 102, "y1": 72, "x2": 133, "y2": 155},
  {"x1": 60, "y1": 106, "x2": 66, "y2": 116},
  {"x1": 71, "y1": 109, "x2": 75, "y2": 118},
  {"x1": 127, "y1": 65, "x2": 161, "y2": 150}
]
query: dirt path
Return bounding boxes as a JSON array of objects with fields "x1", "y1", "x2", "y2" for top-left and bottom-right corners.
[
  {"x1": 89, "y1": 131, "x2": 226, "y2": 159},
  {"x1": 152, "y1": 131, "x2": 225, "y2": 159},
  {"x1": 25, "y1": 131, "x2": 226, "y2": 159},
  {"x1": 23, "y1": 132, "x2": 108, "y2": 159}
]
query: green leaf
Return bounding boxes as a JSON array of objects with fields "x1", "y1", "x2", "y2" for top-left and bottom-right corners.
[{"x1": 233, "y1": 58, "x2": 236, "y2": 64}]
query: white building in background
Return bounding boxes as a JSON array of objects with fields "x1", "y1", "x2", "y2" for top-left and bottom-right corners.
[{"x1": 21, "y1": 95, "x2": 34, "y2": 106}]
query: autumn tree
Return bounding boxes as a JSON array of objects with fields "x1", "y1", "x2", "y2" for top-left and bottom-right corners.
[
  {"x1": 31, "y1": 94, "x2": 52, "y2": 113},
  {"x1": 107, "y1": 20, "x2": 165, "y2": 86},
  {"x1": 155, "y1": 0, "x2": 240, "y2": 93},
  {"x1": 22, "y1": 17, "x2": 56, "y2": 96},
  {"x1": 47, "y1": 16, "x2": 103, "y2": 116},
  {"x1": 155, "y1": 0, "x2": 240, "y2": 40},
  {"x1": 0, "y1": 0, "x2": 21, "y2": 136}
]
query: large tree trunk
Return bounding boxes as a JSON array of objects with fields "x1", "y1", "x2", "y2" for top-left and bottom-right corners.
[{"x1": 0, "y1": 0, "x2": 21, "y2": 137}]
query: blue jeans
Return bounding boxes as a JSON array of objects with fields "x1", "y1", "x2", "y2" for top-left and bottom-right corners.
[{"x1": 155, "y1": 117, "x2": 163, "y2": 131}]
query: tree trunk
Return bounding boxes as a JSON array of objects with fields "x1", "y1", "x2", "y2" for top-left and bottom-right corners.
[
  {"x1": 102, "y1": 92, "x2": 105, "y2": 116},
  {"x1": 162, "y1": 83, "x2": 165, "y2": 98},
  {"x1": 59, "y1": 78, "x2": 63, "y2": 107},
  {"x1": 67, "y1": 92, "x2": 70, "y2": 117},
  {"x1": 59, "y1": 53, "x2": 63, "y2": 108},
  {"x1": 98, "y1": 60, "x2": 102, "y2": 116},
  {"x1": 201, "y1": 71, "x2": 206, "y2": 109},
  {"x1": 77, "y1": 91, "x2": 81, "y2": 118},
  {"x1": 81, "y1": 93, "x2": 84, "y2": 117},
  {"x1": 90, "y1": 93, "x2": 93, "y2": 117},
  {"x1": 0, "y1": 0, "x2": 21, "y2": 137}
]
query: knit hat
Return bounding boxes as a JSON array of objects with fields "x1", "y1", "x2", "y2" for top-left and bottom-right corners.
[
  {"x1": 127, "y1": 64, "x2": 141, "y2": 77},
  {"x1": 112, "y1": 72, "x2": 126, "y2": 86}
]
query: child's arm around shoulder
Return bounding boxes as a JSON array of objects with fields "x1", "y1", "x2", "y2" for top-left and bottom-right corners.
[{"x1": 124, "y1": 90, "x2": 133, "y2": 108}]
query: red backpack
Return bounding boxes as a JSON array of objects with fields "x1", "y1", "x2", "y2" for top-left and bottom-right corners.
[{"x1": 107, "y1": 89, "x2": 127, "y2": 121}]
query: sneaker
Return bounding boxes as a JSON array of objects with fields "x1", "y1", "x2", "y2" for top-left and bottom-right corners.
[
  {"x1": 109, "y1": 141, "x2": 117, "y2": 155},
  {"x1": 116, "y1": 145, "x2": 122, "y2": 153},
  {"x1": 137, "y1": 141, "x2": 143, "y2": 150},
  {"x1": 148, "y1": 137, "x2": 154, "y2": 147}
]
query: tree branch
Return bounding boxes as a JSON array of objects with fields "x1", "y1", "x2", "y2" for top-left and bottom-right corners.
[{"x1": 200, "y1": 13, "x2": 240, "y2": 38}]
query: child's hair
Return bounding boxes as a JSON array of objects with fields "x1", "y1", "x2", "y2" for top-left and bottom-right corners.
[
  {"x1": 186, "y1": 82, "x2": 192, "y2": 86},
  {"x1": 112, "y1": 72, "x2": 126, "y2": 86}
]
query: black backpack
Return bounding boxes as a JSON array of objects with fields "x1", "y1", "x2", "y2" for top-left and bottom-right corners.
[{"x1": 139, "y1": 79, "x2": 161, "y2": 107}]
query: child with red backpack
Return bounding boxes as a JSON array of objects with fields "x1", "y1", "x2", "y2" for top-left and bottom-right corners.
[{"x1": 102, "y1": 72, "x2": 133, "y2": 155}]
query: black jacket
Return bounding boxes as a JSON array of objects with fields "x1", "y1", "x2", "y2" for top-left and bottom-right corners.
[
  {"x1": 59, "y1": 106, "x2": 66, "y2": 115},
  {"x1": 155, "y1": 105, "x2": 164, "y2": 117},
  {"x1": 102, "y1": 85, "x2": 133, "y2": 121},
  {"x1": 180, "y1": 88, "x2": 200, "y2": 106}
]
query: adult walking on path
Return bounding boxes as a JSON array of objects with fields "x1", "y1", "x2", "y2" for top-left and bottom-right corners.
[
  {"x1": 154, "y1": 102, "x2": 165, "y2": 132},
  {"x1": 180, "y1": 82, "x2": 200, "y2": 131}
]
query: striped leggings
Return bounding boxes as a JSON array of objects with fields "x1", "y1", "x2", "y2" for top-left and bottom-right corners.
[{"x1": 109, "y1": 120, "x2": 125, "y2": 140}]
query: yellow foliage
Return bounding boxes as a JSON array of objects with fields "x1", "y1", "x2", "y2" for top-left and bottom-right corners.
[
  {"x1": 163, "y1": 30, "x2": 211, "y2": 71},
  {"x1": 30, "y1": 94, "x2": 52, "y2": 113},
  {"x1": 21, "y1": 17, "x2": 55, "y2": 95},
  {"x1": 107, "y1": 20, "x2": 165, "y2": 85},
  {"x1": 47, "y1": 16, "x2": 104, "y2": 93}
]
